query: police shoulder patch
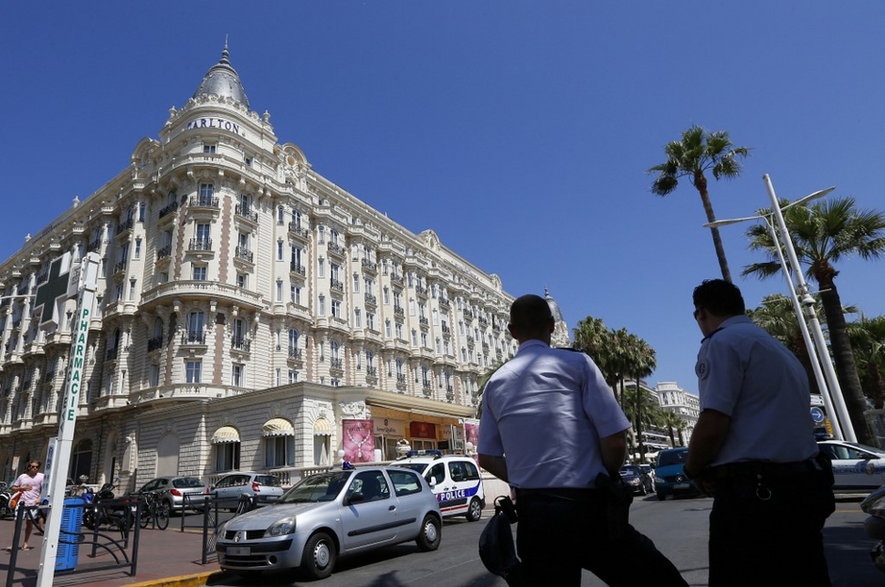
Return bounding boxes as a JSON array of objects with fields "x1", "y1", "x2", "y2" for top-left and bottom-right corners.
[{"x1": 695, "y1": 359, "x2": 709, "y2": 380}]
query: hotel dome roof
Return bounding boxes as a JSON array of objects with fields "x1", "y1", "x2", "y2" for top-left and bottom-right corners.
[{"x1": 193, "y1": 42, "x2": 250, "y2": 108}]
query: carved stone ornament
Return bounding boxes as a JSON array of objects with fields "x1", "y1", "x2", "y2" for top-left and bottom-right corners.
[{"x1": 339, "y1": 401, "x2": 368, "y2": 419}]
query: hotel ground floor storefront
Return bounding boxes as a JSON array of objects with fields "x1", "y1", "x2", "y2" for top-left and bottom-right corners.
[{"x1": 0, "y1": 382, "x2": 480, "y2": 492}]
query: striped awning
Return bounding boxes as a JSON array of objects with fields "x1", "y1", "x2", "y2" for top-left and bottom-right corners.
[
  {"x1": 211, "y1": 426, "x2": 240, "y2": 444},
  {"x1": 313, "y1": 418, "x2": 334, "y2": 436},
  {"x1": 262, "y1": 418, "x2": 295, "y2": 437}
]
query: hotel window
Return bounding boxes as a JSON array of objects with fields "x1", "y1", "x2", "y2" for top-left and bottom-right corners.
[
  {"x1": 395, "y1": 322, "x2": 403, "y2": 339},
  {"x1": 198, "y1": 183, "x2": 214, "y2": 204},
  {"x1": 318, "y1": 295, "x2": 326, "y2": 316},
  {"x1": 385, "y1": 320, "x2": 392, "y2": 338},
  {"x1": 265, "y1": 436, "x2": 295, "y2": 468},
  {"x1": 245, "y1": 156, "x2": 252, "y2": 167},
  {"x1": 277, "y1": 240, "x2": 284, "y2": 260},
  {"x1": 134, "y1": 238, "x2": 142, "y2": 259},
  {"x1": 185, "y1": 360, "x2": 202, "y2": 383},
  {"x1": 411, "y1": 329, "x2": 418, "y2": 346},
  {"x1": 203, "y1": 144, "x2": 216, "y2": 154},
  {"x1": 383, "y1": 287, "x2": 390, "y2": 304},
  {"x1": 290, "y1": 285, "x2": 301, "y2": 305},
  {"x1": 192, "y1": 266, "x2": 207, "y2": 281},
  {"x1": 353, "y1": 308, "x2": 361, "y2": 327},
  {"x1": 288, "y1": 370, "x2": 298, "y2": 383},
  {"x1": 352, "y1": 274, "x2": 360, "y2": 292},
  {"x1": 232, "y1": 363, "x2": 244, "y2": 387},
  {"x1": 195, "y1": 222, "x2": 211, "y2": 245},
  {"x1": 149, "y1": 364, "x2": 160, "y2": 387},
  {"x1": 318, "y1": 226, "x2": 325, "y2": 244},
  {"x1": 331, "y1": 299, "x2": 341, "y2": 319},
  {"x1": 291, "y1": 209, "x2": 302, "y2": 229},
  {"x1": 236, "y1": 273, "x2": 247, "y2": 288},
  {"x1": 277, "y1": 206, "x2": 285, "y2": 224},
  {"x1": 318, "y1": 259, "x2": 325, "y2": 278},
  {"x1": 421, "y1": 332, "x2": 428, "y2": 348},
  {"x1": 215, "y1": 443, "x2": 240, "y2": 473},
  {"x1": 367, "y1": 312, "x2": 375, "y2": 331},
  {"x1": 276, "y1": 280, "x2": 283, "y2": 301}
]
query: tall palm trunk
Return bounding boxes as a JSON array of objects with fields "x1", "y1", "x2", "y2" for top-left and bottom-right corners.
[
  {"x1": 635, "y1": 375, "x2": 646, "y2": 463},
  {"x1": 817, "y1": 271, "x2": 875, "y2": 445},
  {"x1": 694, "y1": 172, "x2": 733, "y2": 283}
]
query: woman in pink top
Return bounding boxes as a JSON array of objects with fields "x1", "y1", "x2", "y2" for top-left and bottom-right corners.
[{"x1": 7, "y1": 461, "x2": 45, "y2": 550}]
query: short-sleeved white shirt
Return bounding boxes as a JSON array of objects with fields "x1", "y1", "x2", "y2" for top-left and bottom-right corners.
[
  {"x1": 13, "y1": 471, "x2": 44, "y2": 507},
  {"x1": 478, "y1": 340, "x2": 630, "y2": 489},
  {"x1": 695, "y1": 315, "x2": 818, "y2": 465}
]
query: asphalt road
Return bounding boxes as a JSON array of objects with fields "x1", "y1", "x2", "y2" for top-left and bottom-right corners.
[{"x1": 205, "y1": 494, "x2": 882, "y2": 586}]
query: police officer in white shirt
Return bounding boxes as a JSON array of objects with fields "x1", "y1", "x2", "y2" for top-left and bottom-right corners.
[
  {"x1": 479, "y1": 294, "x2": 686, "y2": 586},
  {"x1": 685, "y1": 279, "x2": 834, "y2": 586}
]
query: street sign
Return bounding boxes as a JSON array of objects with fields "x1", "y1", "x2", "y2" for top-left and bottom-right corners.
[{"x1": 810, "y1": 407, "x2": 826, "y2": 424}]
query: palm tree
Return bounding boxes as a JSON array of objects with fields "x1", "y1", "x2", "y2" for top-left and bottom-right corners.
[
  {"x1": 628, "y1": 336, "x2": 657, "y2": 462},
  {"x1": 649, "y1": 126, "x2": 750, "y2": 282},
  {"x1": 748, "y1": 294, "x2": 818, "y2": 394},
  {"x1": 847, "y1": 315, "x2": 885, "y2": 409},
  {"x1": 573, "y1": 317, "x2": 623, "y2": 401},
  {"x1": 744, "y1": 196, "x2": 885, "y2": 445},
  {"x1": 661, "y1": 411, "x2": 688, "y2": 447},
  {"x1": 623, "y1": 382, "x2": 664, "y2": 462}
]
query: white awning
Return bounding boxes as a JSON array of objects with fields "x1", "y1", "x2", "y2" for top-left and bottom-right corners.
[
  {"x1": 313, "y1": 418, "x2": 334, "y2": 436},
  {"x1": 262, "y1": 418, "x2": 295, "y2": 437},
  {"x1": 211, "y1": 426, "x2": 240, "y2": 444}
]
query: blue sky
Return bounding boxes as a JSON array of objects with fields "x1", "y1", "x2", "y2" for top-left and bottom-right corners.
[{"x1": 2, "y1": 2, "x2": 884, "y2": 396}]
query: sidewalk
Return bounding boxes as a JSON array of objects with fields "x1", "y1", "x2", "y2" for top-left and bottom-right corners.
[{"x1": 0, "y1": 520, "x2": 225, "y2": 587}]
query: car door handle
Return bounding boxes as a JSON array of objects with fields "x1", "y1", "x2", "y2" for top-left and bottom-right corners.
[{"x1": 389, "y1": 505, "x2": 396, "y2": 511}]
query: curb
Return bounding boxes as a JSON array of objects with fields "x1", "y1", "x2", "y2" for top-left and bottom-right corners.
[{"x1": 128, "y1": 570, "x2": 222, "y2": 587}]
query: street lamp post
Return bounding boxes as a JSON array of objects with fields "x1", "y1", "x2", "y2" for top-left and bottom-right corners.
[{"x1": 704, "y1": 175, "x2": 856, "y2": 442}]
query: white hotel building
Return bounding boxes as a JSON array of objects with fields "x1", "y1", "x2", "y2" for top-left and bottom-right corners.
[{"x1": 0, "y1": 47, "x2": 527, "y2": 490}]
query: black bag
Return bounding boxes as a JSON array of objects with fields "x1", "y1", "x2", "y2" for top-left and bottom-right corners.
[{"x1": 478, "y1": 495, "x2": 526, "y2": 586}]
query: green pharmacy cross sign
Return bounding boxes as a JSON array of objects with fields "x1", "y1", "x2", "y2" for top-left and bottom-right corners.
[{"x1": 34, "y1": 252, "x2": 75, "y2": 327}]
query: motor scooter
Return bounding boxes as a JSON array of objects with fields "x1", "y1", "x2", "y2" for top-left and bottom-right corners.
[
  {"x1": 84, "y1": 482, "x2": 134, "y2": 533},
  {"x1": 860, "y1": 485, "x2": 885, "y2": 572},
  {"x1": 0, "y1": 482, "x2": 12, "y2": 519}
]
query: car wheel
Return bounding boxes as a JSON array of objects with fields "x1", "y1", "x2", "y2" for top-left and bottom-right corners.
[
  {"x1": 465, "y1": 497, "x2": 483, "y2": 522},
  {"x1": 301, "y1": 531, "x2": 336, "y2": 579},
  {"x1": 416, "y1": 514, "x2": 441, "y2": 551},
  {"x1": 656, "y1": 490, "x2": 667, "y2": 501},
  {"x1": 639, "y1": 483, "x2": 647, "y2": 496}
]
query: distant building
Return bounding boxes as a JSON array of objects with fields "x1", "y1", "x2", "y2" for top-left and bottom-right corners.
[
  {"x1": 0, "y1": 46, "x2": 523, "y2": 490},
  {"x1": 654, "y1": 381, "x2": 699, "y2": 444},
  {"x1": 545, "y1": 288, "x2": 570, "y2": 348}
]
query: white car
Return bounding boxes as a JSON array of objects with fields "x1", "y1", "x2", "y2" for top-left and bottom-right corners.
[
  {"x1": 393, "y1": 450, "x2": 485, "y2": 521},
  {"x1": 817, "y1": 440, "x2": 885, "y2": 490}
]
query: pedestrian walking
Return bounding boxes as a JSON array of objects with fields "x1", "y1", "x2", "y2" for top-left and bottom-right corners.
[
  {"x1": 5, "y1": 460, "x2": 45, "y2": 551},
  {"x1": 478, "y1": 294, "x2": 687, "y2": 586},
  {"x1": 684, "y1": 279, "x2": 835, "y2": 586}
]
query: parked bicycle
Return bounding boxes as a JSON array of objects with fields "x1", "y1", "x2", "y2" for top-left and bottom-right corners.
[{"x1": 138, "y1": 492, "x2": 170, "y2": 530}]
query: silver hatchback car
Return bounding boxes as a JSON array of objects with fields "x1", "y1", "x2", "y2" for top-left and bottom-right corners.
[
  {"x1": 211, "y1": 472, "x2": 285, "y2": 510},
  {"x1": 216, "y1": 467, "x2": 442, "y2": 579},
  {"x1": 138, "y1": 476, "x2": 208, "y2": 513}
]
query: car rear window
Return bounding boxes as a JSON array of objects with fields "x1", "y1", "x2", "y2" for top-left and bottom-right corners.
[
  {"x1": 173, "y1": 478, "x2": 205, "y2": 489},
  {"x1": 657, "y1": 450, "x2": 687, "y2": 467},
  {"x1": 255, "y1": 475, "x2": 281, "y2": 487}
]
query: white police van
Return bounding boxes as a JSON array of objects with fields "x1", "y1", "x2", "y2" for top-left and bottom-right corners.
[{"x1": 394, "y1": 450, "x2": 486, "y2": 521}]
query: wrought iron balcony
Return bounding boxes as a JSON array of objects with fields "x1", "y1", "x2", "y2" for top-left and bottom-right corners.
[
  {"x1": 288, "y1": 223, "x2": 310, "y2": 239},
  {"x1": 147, "y1": 336, "x2": 164, "y2": 352},
  {"x1": 189, "y1": 195, "x2": 219, "y2": 208},
  {"x1": 231, "y1": 336, "x2": 251, "y2": 352},
  {"x1": 364, "y1": 293, "x2": 377, "y2": 306},
  {"x1": 327, "y1": 242, "x2": 345, "y2": 257},
  {"x1": 181, "y1": 331, "x2": 206, "y2": 345},
  {"x1": 330, "y1": 358, "x2": 343, "y2": 370},
  {"x1": 116, "y1": 218, "x2": 134, "y2": 235},
  {"x1": 330, "y1": 279, "x2": 344, "y2": 293},
  {"x1": 156, "y1": 245, "x2": 172, "y2": 260},
  {"x1": 288, "y1": 347, "x2": 302, "y2": 359},
  {"x1": 290, "y1": 262, "x2": 306, "y2": 276},
  {"x1": 393, "y1": 306, "x2": 404, "y2": 317},
  {"x1": 361, "y1": 259, "x2": 377, "y2": 272},
  {"x1": 158, "y1": 200, "x2": 179, "y2": 219},
  {"x1": 234, "y1": 204, "x2": 258, "y2": 223},
  {"x1": 235, "y1": 246, "x2": 254, "y2": 263},
  {"x1": 188, "y1": 238, "x2": 213, "y2": 252}
]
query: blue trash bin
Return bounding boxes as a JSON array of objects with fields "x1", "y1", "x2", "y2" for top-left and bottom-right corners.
[{"x1": 56, "y1": 498, "x2": 84, "y2": 571}]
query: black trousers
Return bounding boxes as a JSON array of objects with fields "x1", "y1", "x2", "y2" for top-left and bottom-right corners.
[
  {"x1": 515, "y1": 490, "x2": 687, "y2": 587},
  {"x1": 708, "y1": 466, "x2": 835, "y2": 587}
]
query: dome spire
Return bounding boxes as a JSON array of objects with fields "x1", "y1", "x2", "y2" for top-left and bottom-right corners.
[{"x1": 192, "y1": 39, "x2": 250, "y2": 108}]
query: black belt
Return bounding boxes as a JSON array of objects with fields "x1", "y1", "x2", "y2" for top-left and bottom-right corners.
[
  {"x1": 515, "y1": 487, "x2": 599, "y2": 502},
  {"x1": 709, "y1": 459, "x2": 819, "y2": 481}
]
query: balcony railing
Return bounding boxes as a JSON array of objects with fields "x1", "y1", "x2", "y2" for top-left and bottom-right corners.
[
  {"x1": 156, "y1": 245, "x2": 172, "y2": 260},
  {"x1": 188, "y1": 238, "x2": 212, "y2": 252},
  {"x1": 330, "y1": 358, "x2": 343, "y2": 370},
  {"x1": 330, "y1": 279, "x2": 344, "y2": 293},
  {"x1": 181, "y1": 331, "x2": 206, "y2": 345},
  {"x1": 397, "y1": 374, "x2": 406, "y2": 384},
  {"x1": 234, "y1": 204, "x2": 259, "y2": 223},
  {"x1": 390, "y1": 274, "x2": 404, "y2": 286},
  {"x1": 290, "y1": 262, "x2": 306, "y2": 276},
  {"x1": 147, "y1": 336, "x2": 163, "y2": 352},
  {"x1": 327, "y1": 242, "x2": 345, "y2": 256},
  {"x1": 366, "y1": 366, "x2": 377, "y2": 376},
  {"x1": 361, "y1": 259, "x2": 377, "y2": 272},
  {"x1": 113, "y1": 260, "x2": 127, "y2": 274},
  {"x1": 393, "y1": 306, "x2": 404, "y2": 317},
  {"x1": 158, "y1": 200, "x2": 179, "y2": 219},
  {"x1": 231, "y1": 336, "x2": 251, "y2": 352},
  {"x1": 364, "y1": 293, "x2": 377, "y2": 306},
  {"x1": 235, "y1": 246, "x2": 254, "y2": 263},
  {"x1": 189, "y1": 195, "x2": 219, "y2": 208},
  {"x1": 288, "y1": 347, "x2": 302, "y2": 360},
  {"x1": 116, "y1": 218, "x2": 134, "y2": 235},
  {"x1": 288, "y1": 223, "x2": 310, "y2": 239}
]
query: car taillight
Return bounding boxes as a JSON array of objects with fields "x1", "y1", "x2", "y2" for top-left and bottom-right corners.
[
  {"x1": 170, "y1": 489, "x2": 181, "y2": 496},
  {"x1": 252, "y1": 481, "x2": 261, "y2": 493}
]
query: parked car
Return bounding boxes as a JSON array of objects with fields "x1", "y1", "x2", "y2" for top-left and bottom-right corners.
[
  {"x1": 393, "y1": 450, "x2": 485, "y2": 521},
  {"x1": 654, "y1": 447, "x2": 698, "y2": 500},
  {"x1": 216, "y1": 466, "x2": 442, "y2": 579},
  {"x1": 638, "y1": 464, "x2": 655, "y2": 490},
  {"x1": 619, "y1": 464, "x2": 654, "y2": 495},
  {"x1": 137, "y1": 476, "x2": 209, "y2": 513},
  {"x1": 817, "y1": 440, "x2": 885, "y2": 490},
  {"x1": 211, "y1": 472, "x2": 285, "y2": 510}
]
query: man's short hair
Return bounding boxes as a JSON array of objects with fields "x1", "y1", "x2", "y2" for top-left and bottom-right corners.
[
  {"x1": 510, "y1": 294, "x2": 553, "y2": 332},
  {"x1": 693, "y1": 279, "x2": 745, "y2": 316}
]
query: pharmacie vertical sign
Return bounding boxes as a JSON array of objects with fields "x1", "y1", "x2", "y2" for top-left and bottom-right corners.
[{"x1": 37, "y1": 253, "x2": 101, "y2": 587}]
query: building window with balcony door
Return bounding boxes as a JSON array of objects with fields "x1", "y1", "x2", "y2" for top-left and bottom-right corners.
[
  {"x1": 237, "y1": 273, "x2": 247, "y2": 288},
  {"x1": 385, "y1": 320, "x2": 392, "y2": 338},
  {"x1": 288, "y1": 370, "x2": 298, "y2": 383},
  {"x1": 331, "y1": 300, "x2": 341, "y2": 319},
  {"x1": 367, "y1": 312, "x2": 375, "y2": 331},
  {"x1": 203, "y1": 144, "x2": 216, "y2": 154},
  {"x1": 149, "y1": 364, "x2": 160, "y2": 387},
  {"x1": 134, "y1": 238, "x2": 142, "y2": 259},
  {"x1": 198, "y1": 183, "x2": 214, "y2": 204},
  {"x1": 192, "y1": 265, "x2": 207, "y2": 281},
  {"x1": 232, "y1": 363, "x2": 244, "y2": 387},
  {"x1": 215, "y1": 443, "x2": 240, "y2": 473},
  {"x1": 186, "y1": 360, "x2": 201, "y2": 383}
]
